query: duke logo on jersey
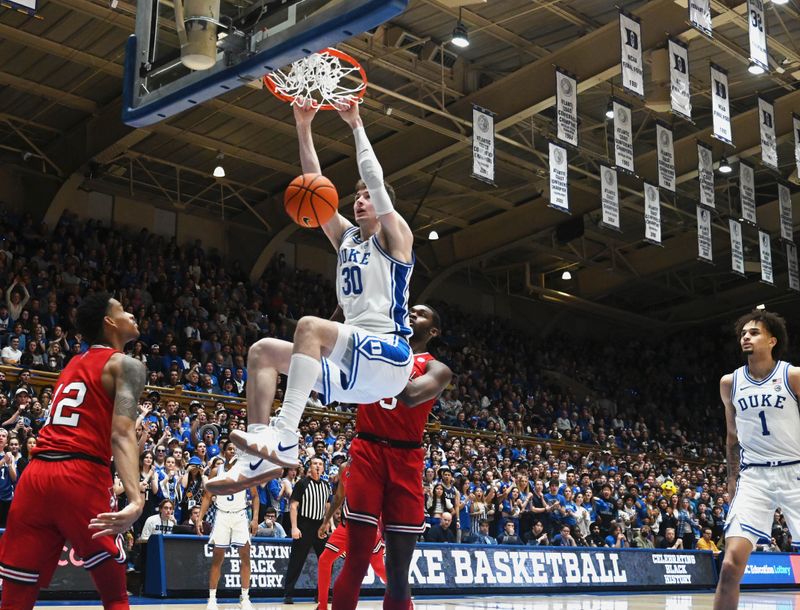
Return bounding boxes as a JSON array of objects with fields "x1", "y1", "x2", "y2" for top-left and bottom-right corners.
[{"x1": 731, "y1": 360, "x2": 800, "y2": 467}]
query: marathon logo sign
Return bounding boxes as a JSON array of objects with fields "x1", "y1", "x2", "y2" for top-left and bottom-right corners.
[{"x1": 149, "y1": 536, "x2": 717, "y2": 596}]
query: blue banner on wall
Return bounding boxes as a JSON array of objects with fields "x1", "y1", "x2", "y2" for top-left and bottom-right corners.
[{"x1": 741, "y1": 553, "x2": 800, "y2": 587}]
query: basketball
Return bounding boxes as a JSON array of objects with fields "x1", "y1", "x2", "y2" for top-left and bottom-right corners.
[{"x1": 284, "y1": 173, "x2": 339, "y2": 228}]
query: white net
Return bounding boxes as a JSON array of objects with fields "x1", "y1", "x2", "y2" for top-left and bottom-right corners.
[{"x1": 266, "y1": 49, "x2": 366, "y2": 108}]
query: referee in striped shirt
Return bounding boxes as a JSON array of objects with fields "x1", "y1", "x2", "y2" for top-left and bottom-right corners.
[{"x1": 283, "y1": 456, "x2": 331, "y2": 604}]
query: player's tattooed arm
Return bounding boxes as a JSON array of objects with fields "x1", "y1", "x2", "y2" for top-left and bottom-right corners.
[{"x1": 115, "y1": 357, "x2": 147, "y2": 419}]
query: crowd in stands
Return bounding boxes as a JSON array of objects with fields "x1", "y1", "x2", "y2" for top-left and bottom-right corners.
[{"x1": 0, "y1": 207, "x2": 797, "y2": 566}]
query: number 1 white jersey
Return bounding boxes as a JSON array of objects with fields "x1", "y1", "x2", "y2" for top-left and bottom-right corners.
[
  {"x1": 731, "y1": 361, "x2": 800, "y2": 466},
  {"x1": 336, "y1": 226, "x2": 413, "y2": 337}
]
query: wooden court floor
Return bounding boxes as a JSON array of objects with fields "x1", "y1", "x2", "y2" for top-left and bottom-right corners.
[{"x1": 46, "y1": 591, "x2": 800, "y2": 609}]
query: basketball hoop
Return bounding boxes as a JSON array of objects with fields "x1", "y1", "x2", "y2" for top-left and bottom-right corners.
[{"x1": 263, "y1": 48, "x2": 368, "y2": 110}]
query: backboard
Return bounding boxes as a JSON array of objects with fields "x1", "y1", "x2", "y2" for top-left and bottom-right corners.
[{"x1": 122, "y1": 0, "x2": 407, "y2": 128}]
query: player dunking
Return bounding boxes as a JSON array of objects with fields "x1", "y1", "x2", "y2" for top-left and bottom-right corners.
[
  {"x1": 316, "y1": 461, "x2": 387, "y2": 610},
  {"x1": 209, "y1": 98, "x2": 414, "y2": 493},
  {"x1": 333, "y1": 304, "x2": 451, "y2": 610},
  {"x1": 714, "y1": 310, "x2": 800, "y2": 610},
  {"x1": 197, "y1": 441, "x2": 259, "y2": 610},
  {"x1": 0, "y1": 293, "x2": 145, "y2": 610}
]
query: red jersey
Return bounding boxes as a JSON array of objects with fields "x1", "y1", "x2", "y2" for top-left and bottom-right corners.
[
  {"x1": 355, "y1": 352, "x2": 436, "y2": 443},
  {"x1": 34, "y1": 346, "x2": 119, "y2": 464}
]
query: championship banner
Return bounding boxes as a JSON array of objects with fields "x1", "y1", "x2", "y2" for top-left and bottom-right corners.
[
  {"x1": 556, "y1": 68, "x2": 578, "y2": 147},
  {"x1": 668, "y1": 38, "x2": 691, "y2": 120},
  {"x1": 613, "y1": 99, "x2": 635, "y2": 174},
  {"x1": 698, "y1": 142, "x2": 715, "y2": 209},
  {"x1": 619, "y1": 11, "x2": 644, "y2": 97},
  {"x1": 747, "y1": 0, "x2": 768, "y2": 73},
  {"x1": 740, "y1": 161, "x2": 757, "y2": 225},
  {"x1": 471, "y1": 105, "x2": 495, "y2": 185},
  {"x1": 759, "y1": 98, "x2": 778, "y2": 171},
  {"x1": 759, "y1": 230, "x2": 773, "y2": 285},
  {"x1": 697, "y1": 206, "x2": 713, "y2": 263},
  {"x1": 710, "y1": 64, "x2": 732, "y2": 145},
  {"x1": 600, "y1": 165, "x2": 621, "y2": 231},
  {"x1": 644, "y1": 183, "x2": 662, "y2": 245},
  {"x1": 788, "y1": 243, "x2": 800, "y2": 292},
  {"x1": 146, "y1": 537, "x2": 718, "y2": 596},
  {"x1": 778, "y1": 183, "x2": 794, "y2": 242},
  {"x1": 793, "y1": 113, "x2": 800, "y2": 179},
  {"x1": 548, "y1": 141, "x2": 569, "y2": 214},
  {"x1": 730, "y1": 219, "x2": 746, "y2": 276},
  {"x1": 688, "y1": 0, "x2": 712, "y2": 37},
  {"x1": 656, "y1": 122, "x2": 676, "y2": 192}
]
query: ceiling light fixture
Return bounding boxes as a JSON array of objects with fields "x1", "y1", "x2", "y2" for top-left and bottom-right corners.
[
  {"x1": 561, "y1": 270, "x2": 572, "y2": 280},
  {"x1": 451, "y1": 8, "x2": 469, "y2": 48},
  {"x1": 212, "y1": 152, "x2": 225, "y2": 178},
  {"x1": 718, "y1": 157, "x2": 733, "y2": 174},
  {"x1": 756, "y1": 303, "x2": 766, "y2": 310},
  {"x1": 772, "y1": 0, "x2": 788, "y2": 5},
  {"x1": 605, "y1": 102, "x2": 615, "y2": 119},
  {"x1": 748, "y1": 62, "x2": 765, "y2": 75},
  {"x1": 428, "y1": 230, "x2": 439, "y2": 241}
]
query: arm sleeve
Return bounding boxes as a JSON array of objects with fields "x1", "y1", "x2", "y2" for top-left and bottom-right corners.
[{"x1": 352, "y1": 126, "x2": 394, "y2": 216}]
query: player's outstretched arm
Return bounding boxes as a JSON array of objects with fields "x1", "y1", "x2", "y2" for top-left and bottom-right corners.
[
  {"x1": 396, "y1": 361, "x2": 453, "y2": 408},
  {"x1": 90, "y1": 355, "x2": 147, "y2": 538},
  {"x1": 720, "y1": 374, "x2": 739, "y2": 500},
  {"x1": 294, "y1": 99, "x2": 352, "y2": 250},
  {"x1": 337, "y1": 101, "x2": 413, "y2": 263}
]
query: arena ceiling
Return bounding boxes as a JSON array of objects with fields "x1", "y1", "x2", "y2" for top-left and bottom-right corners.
[{"x1": 1, "y1": 0, "x2": 799, "y2": 327}]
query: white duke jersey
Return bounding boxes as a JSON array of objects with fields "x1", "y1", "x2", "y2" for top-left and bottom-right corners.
[
  {"x1": 336, "y1": 226, "x2": 413, "y2": 337},
  {"x1": 731, "y1": 360, "x2": 800, "y2": 467},
  {"x1": 214, "y1": 462, "x2": 248, "y2": 512}
]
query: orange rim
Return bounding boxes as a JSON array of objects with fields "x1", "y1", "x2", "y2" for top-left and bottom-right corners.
[{"x1": 263, "y1": 47, "x2": 368, "y2": 110}]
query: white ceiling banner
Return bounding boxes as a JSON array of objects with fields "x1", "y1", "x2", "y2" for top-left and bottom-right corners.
[
  {"x1": 656, "y1": 122, "x2": 676, "y2": 192},
  {"x1": 600, "y1": 165, "x2": 621, "y2": 232},
  {"x1": 619, "y1": 11, "x2": 644, "y2": 97},
  {"x1": 788, "y1": 242, "x2": 800, "y2": 292},
  {"x1": 548, "y1": 141, "x2": 569, "y2": 214},
  {"x1": 555, "y1": 68, "x2": 578, "y2": 147},
  {"x1": 758, "y1": 97, "x2": 778, "y2": 171},
  {"x1": 793, "y1": 113, "x2": 800, "y2": 180},
  {"x1": 747, "y1": 0, "x2": 769, "y2": 73},
  {"x1": 759, "y1": 230, "x2": 774, "y2": 285},
  {"x1": 644, "y1": 183, "x2": 662, "y2": 246},
  {"x1": 778, "y1": 183, "x2": 794, "y2": 243},
  {"x1": 729, "y1": 219, "x2": 745, "y2": 276},
  {"x1": 740, "y1": 161, "x2": 757, "y2": 225},
  {"x1": 668, "y1": 38, "x2": 691, "y2": 120},
  {"x1": 697, "y1": 205, "x2": 713, "y2": 263},
  {"x1": 613, "y1": 99, "x2": 635, "y2": 174},
  {"x1": 710, "y1": 64, "x2": 732, "y2": 145},
  {"x1": 688, "y1": 0, "x2": 712, "y2": 37},
  {"x1": 697, "y1": 142, "x2": 715, "y2": 210},
  {"x1": 471, "y1": 105, "x2": 495, "y2": 185}
]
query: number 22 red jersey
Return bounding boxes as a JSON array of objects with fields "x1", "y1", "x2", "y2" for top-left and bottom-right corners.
[
  {"x1": 355, "y1": 352, "x2": 436, "y2": 443},
  {"x1": 33, "y1": 346, "x2": 119, "y2": 464}
]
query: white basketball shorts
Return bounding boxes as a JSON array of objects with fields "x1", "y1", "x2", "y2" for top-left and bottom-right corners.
[
  {"x1": 315, "y1": 324, "x2": 413, "y2": 406},
  {"x1": 209, "y1": 509, "x2": 250, "y2": 548},
  {"x1": 725, "y1": 462, "x2": 800, "y2": 549}
]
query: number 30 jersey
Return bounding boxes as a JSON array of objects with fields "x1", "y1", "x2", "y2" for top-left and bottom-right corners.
[
  {"x1": 336, "y1": 226, "x2": 413, "y2": 337},
  {"x1": 356, "y1": 352, "x2": 436, "y2": 443},
  {"x1": 731, "y1": 360, "x2": 800, "y2": 467},
  {"x1": 34, "y1": 346, "x2": 119, "y2": 465}
]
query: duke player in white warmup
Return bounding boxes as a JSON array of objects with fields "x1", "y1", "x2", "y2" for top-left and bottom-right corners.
[
  {"x1": 714, "y1": 310, "x2": 800, "y2": 610},
  {"x1": 208, "y1": 98, "x2": 414, "y2": 494},
  {"x1": 197, "y1": 442, "x2": 259, "y2": 610}
]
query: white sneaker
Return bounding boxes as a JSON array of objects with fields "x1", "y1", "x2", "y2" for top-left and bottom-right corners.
[
  {"x1": 230, "y1": 424, "x2": 300, "y2": 467},
  {"x1": 207, "y1": 599, "x2": 218, "y2": 610},
  {"x1": 240, "y1": 598, "x2": 255, "y2": 610},
  {"x1": 205, "y1": 451, "x2": 284, "y2": 495}
]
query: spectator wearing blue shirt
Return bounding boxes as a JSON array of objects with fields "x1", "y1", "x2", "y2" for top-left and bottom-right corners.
[
  {"x1": 605, "y1": 523, "x2": 628, "y2": 548},
  {"x1": 469, "y1": 520, "x2": 497, "y2": 545},
  {"x1": 543, "y1": 480, "x2": 566, "y2": 534},
  {"x1": 162, "y1": 343, "x2": 185, "y2": 373},
  {"x1": 552, "y1": 525, "x2": 577, "y2": 547},
  {"x1": 593, "y1": 483, "x2": 616, "y2": 536},
  {"x1": 561, "y1": 487, "x2": 578, "y2": 528}
]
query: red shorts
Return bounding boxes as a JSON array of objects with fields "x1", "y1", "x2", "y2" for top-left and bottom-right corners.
[
  {"x1": 342, "y1": 438, "x2": 426, "y2": 535},
  {"x1": 0, "y1": 459, "x2": 125, "y2": 587},
  {"x1": 325, "y1": 522, "x2": 383, "y2": 555}
]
